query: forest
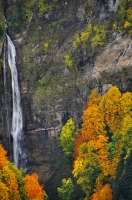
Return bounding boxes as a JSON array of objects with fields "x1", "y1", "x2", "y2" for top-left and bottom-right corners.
[
  {"x1": 0, "y1": 86, "x2": 132, "y2": 199},
  {"x1": 58, "y1": 86, "x2": 132, "y2": 200}
]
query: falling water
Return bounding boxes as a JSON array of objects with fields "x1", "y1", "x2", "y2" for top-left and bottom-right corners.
[
  {"x1": 6, "y1": 34, "x2": 24, "y2": 168},
  {"x1": 2, "y1": 38, "x2": 9, "y2": 142},
  {"x1": 3, "y1": 39, "x2": 6, "y2": 92}
]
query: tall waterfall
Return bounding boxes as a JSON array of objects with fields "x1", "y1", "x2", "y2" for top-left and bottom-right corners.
[
  {"x1": 2, "y1": 38, "x2": 9, "y2": 140},
  {"x1": 5, "y1": 34, "x2": 25, "y2": 168}
]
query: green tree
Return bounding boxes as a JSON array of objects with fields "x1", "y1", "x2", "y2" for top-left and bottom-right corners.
[
  {"x1": 121, "y1": 115, "x2": 132, "y2": 159},
  {"x1": 57, "y1": 178, "x2": 74, "y2": 200},
  {"x1": 59, "y1": 118, "x2": 76, "y2": 157},
  {"x1": 73, "y1": 141, "x2": 100, "y2": 198}
]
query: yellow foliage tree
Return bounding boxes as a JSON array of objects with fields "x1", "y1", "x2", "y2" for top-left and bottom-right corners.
[
  {"x1": 124, "y1": 21, "x2": 131, "y2": 28},
  {"x1": 99, "y1": 86, "x2": 122, "y2": 133},
  {"x1": 64, "y1": 54, "x2": 73, "y2": 67},
  {"x1": 0, "y1": 181, "x2": 9, "y2": 200},
  {"x1": 2, "y1": 166, "x2": 21, "y2": 200},
  {"x1": 73, "y1": 24, "x2": 107, "y2": 49}
]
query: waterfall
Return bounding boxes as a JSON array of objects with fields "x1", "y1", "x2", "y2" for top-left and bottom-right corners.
[
  {"x1": 5, "y1": 34, "x2": 25, "y2": 168},
  {"x1": 2, "y1": 38, "x2": 8, "y2": 135}
]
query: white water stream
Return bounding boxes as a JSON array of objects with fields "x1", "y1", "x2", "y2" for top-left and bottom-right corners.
[
  {"x1": 7, "y1": 34, "x2": 23, "y2": 167},
  {"x1": 2, "y1": 38, "x2": 9, "y2": 138}
]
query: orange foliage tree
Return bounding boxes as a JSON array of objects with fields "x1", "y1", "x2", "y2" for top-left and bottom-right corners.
[
  {"x1": 0, "y1": 144, "x2": 8, "y2": 169},
  {"x1": 91, "y1": 184, "x2": 113, "y2": 200},
  {"x1": 73, "y1": 133, "x2": 84, "y2": 161},
  {"x1": 24, "y1": 173, "x2": 44, "y2": 200},
  {"x1": 73, "y1": 89, "x2": 105, "y2": 161}
]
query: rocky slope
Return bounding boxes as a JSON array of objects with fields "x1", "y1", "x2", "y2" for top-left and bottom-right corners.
[{"x1": 0, "y1": 0, "x2": 132, "y2": 199}]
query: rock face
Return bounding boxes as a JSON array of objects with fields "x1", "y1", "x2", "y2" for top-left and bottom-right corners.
[
  {"x1": 25, "y1": 129, "x2": 62, "y2": 182},
  {"x1": 0, "y1": 0, "x2": 132, "y2": 199},
  {"x1": 92, "y1": 34, "x2": 132, "y2": 79}
]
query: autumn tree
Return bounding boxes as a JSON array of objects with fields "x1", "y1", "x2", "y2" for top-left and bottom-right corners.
[
  {"x1": 0, "y1": 144, "x2": 8, "y2": 169},
  {"x1": 24, "y1": 173, "x2": 44, "y2": 200},
  {"x1": 1, "y1": 165, "x2": 21, "y2": 200},
  {"x1": 7, "y1": 162, "x2": 28, "y2": 200},
  {"x1": 99, "y1": 86, "x2": 122, "y2": 133},
  {"x1": 73, "y1": 132, "x2": 84, "y2": 161},
  {"x1": 73, "y1": 89, "x2": 103, "y2": 160},
  {"x1": 0, "y1": 181, "x2": 9, "y2": 200},
  {"x1": 0, "y1": 144, "x2": 47, "y2": 200},
  {"x1": 91, "y1": 184, "x2": 113, "y2": 200}
]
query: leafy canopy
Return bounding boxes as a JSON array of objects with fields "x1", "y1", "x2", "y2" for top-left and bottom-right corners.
[
  {"x1": 59, "y1": 118, "x2": 76, "y2": 157},
  {"x1": 0, "y1": 144, "x2": 48, "y2": 200},
  {"x1": 72, "y1": 86, "x2": 132, "y2": 199}
]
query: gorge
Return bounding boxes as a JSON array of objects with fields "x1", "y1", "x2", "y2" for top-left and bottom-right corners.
[{"x1": 0, "y1": 0, "x2": 132, "y2": 199}]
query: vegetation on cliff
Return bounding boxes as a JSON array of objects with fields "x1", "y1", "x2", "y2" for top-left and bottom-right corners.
[
  {"x1": 1, "y1": 0, "x2": 130, "y2": 108},
  {"x1": 0, "y1": 1, "x2": 5, "y2": 58},
  {"x1": 0, "y1": 144, "x2": 48, "y2": 200},
  {"x1": 113, "y1": 0, "x2": 132, "y2": 35},
  {"x1": 1, "y1": 0, "x2": 132, "y2": 105}
]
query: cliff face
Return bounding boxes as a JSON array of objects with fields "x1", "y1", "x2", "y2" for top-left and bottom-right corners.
[
  {"x1": 93, "y1": 34, "x2": 132, "y2": 91},
  {"x1": 0, "y1": 0, "x2": 132, "y2": 198}
]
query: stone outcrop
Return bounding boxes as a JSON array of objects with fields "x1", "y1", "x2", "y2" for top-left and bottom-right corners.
[{"x1": 92, "y1": 34, "x2": 132, "y2": 79}]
